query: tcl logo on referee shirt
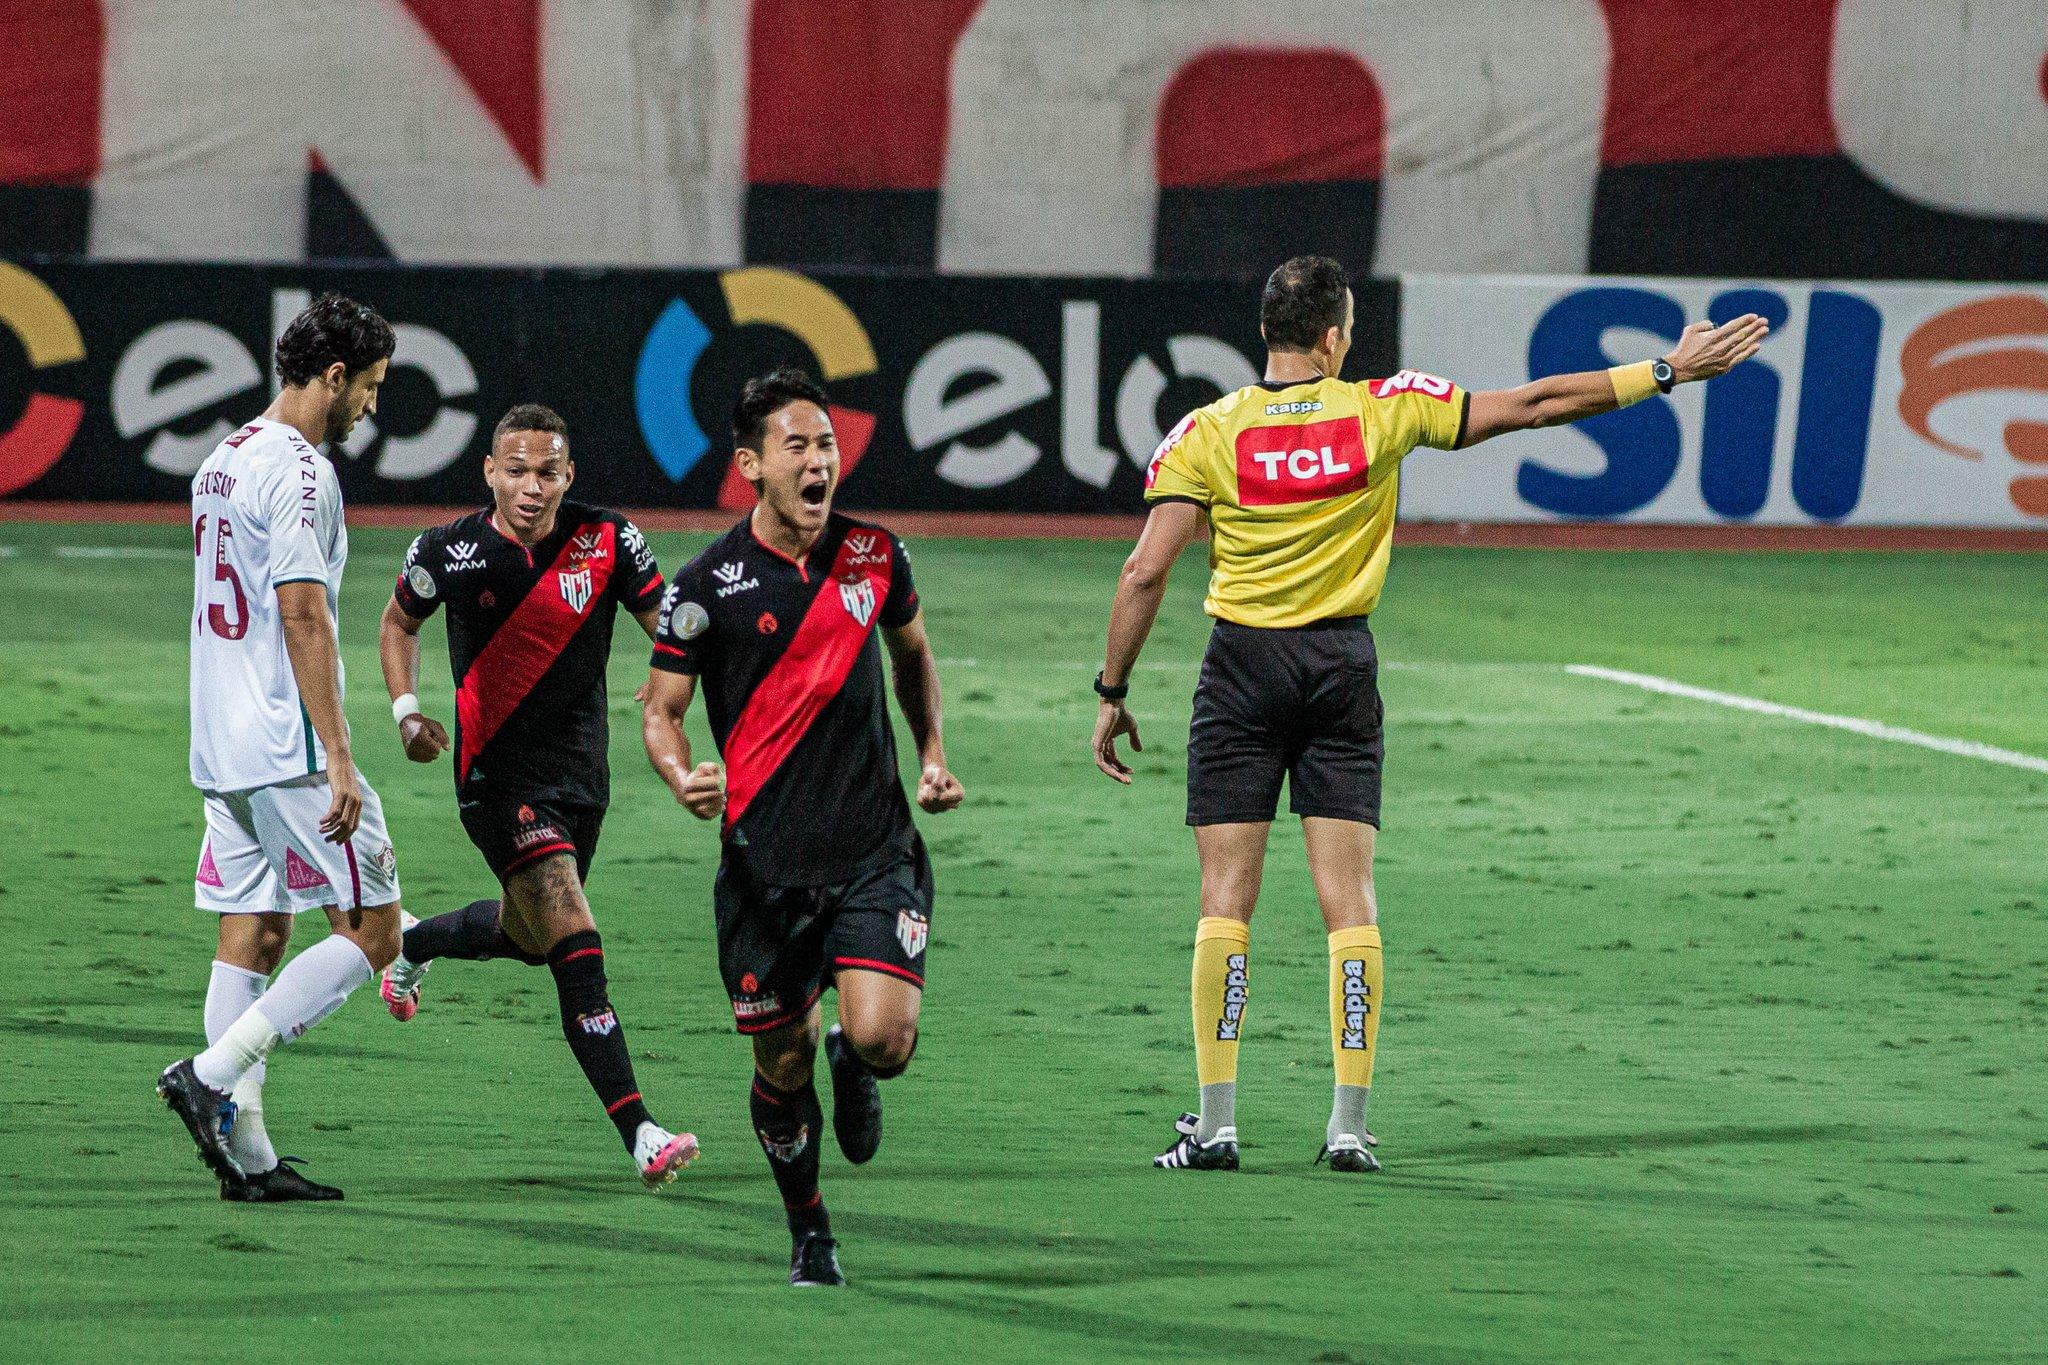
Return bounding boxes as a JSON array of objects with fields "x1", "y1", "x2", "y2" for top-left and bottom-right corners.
[{"x1": 1235, "y1": 416, "x2": 1370, "y2": 506}]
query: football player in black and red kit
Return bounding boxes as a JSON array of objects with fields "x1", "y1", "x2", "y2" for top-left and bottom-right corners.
[
  {"x1": 375, "y1": 403, "x2": 698, "y2": 1189},
  {"x1": 642, "y1": 368, "x2": 964, "y2": 1287}
]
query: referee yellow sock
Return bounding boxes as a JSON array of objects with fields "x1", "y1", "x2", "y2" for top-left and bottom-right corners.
[
  {"x1": 1327, "y1": 924, "x2": 1382, "y2": 1144},
  {"x1": 1191, "y1": 916, "x2": 1250, "y2": 1142}
]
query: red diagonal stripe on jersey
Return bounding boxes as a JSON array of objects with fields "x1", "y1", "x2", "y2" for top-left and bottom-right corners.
[
  {"x1": 457, "y1": 524, "x2": 617, "y2": 782},
  {"x1": 722, "y1": 532, "x2": 893, "y2": 829}
]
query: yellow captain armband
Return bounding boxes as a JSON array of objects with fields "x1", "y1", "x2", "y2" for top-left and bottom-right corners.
[{"x1": 1607, "y1": 360, "x2": 1660, "y2": 408}]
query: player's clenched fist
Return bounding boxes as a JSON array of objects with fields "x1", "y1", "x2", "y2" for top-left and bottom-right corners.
[
  {"x1": 399, "y1": 712, "x2": 451, "y2": 763},
  {"x1": 917, "y1": 762, "x2": 964, "y2": 813},
  {"x1": 681, "y1": 760, "x2": 726, "y2": 820}
]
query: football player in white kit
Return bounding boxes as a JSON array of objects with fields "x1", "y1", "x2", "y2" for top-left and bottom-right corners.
[{"x1": 157, "y1": 294, "x2": 406, "y2": 1199}]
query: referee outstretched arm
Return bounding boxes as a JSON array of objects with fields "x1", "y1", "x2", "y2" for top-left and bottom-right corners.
[{"x1": 1088, "y1": 253, "x2": 1767, "y2": 1173}]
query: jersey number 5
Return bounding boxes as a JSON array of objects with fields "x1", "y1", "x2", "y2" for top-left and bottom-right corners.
[{"x1": 195, "y1": 514, "x2": 249, "y2": 640}]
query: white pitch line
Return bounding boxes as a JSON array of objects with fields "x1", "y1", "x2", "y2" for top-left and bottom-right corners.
[
  {"x1": 1567, "y1": 664, "x2": 2048, "y2": 775},
  {"x1": 52, "y1": 546, "x2": 190, "y2": 560}
]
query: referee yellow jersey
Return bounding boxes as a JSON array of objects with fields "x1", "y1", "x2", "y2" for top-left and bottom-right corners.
[{"x1": 1143, "y1": 370, "x2": 1469, "y2": 627}]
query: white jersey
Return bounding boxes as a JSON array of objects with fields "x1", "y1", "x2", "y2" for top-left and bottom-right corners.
[{"x1": 189, "y1": 417, "x2": 349, "y2": 792}]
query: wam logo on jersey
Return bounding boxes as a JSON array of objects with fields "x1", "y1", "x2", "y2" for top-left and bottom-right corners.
[
  {"x1": 844, "y1": 531, "x2": 888, "y2": 567},
  {"x1": 570, "y1": 527, "x2": 608, "y2": 561},
  {"x1": 558, "y1": 566, "x2": 593, "y2": 614},
  {"x1": 896, "y1": 907, "x2": 929, "y2": 958},
  {"x1": 839, "y1": 576, "x2": 876, "y2": 626},
  {"x1": 445, "y1": 540, "x2": 484, "y2": 572},
  {"x1": 714, "y1": 560, "x2": 759, "y2": 598}
]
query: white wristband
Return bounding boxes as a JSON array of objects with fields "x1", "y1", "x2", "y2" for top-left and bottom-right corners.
[{"x1": 392, "y1": 693, "x2": 420, "y2": 726}]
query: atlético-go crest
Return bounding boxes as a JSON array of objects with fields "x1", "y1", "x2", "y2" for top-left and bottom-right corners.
[
  {"x1": 839, "y1": 575, "x2": 875, "y2": 626},
  {"x1": 558, "y1": 566, "x2": 593, "y2": 614}
]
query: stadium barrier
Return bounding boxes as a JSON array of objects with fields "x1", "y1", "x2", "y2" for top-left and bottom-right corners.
[{"x1": 0, "y1": 257, "x2": 2043, "y2": 533}]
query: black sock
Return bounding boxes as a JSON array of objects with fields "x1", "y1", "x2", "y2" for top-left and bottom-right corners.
[
  {"x1": 546, "y1": 930, "x2": 652, "y2": 1150},
  {"x1": 751, "y1": 1072, "x2": 828, "y2": 1237},
  {"x1": 402, "y1": 899, "x2": 543, "y2": 965}
]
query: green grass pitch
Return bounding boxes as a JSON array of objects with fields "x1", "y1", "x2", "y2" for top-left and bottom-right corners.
[{"x1": 1, "y1": 519, "x2": 2043, "y2": 1361}]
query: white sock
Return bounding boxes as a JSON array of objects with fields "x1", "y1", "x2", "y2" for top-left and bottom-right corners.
[
  {"x1": 228, "y1": 1075, "x2": 278, "y2": 1173},
  {"x1": 206, "y1": 960, "x2": 276, "y2": 1169},
  {"x1": 254, "y1": 934, "x2": 374, "y2": 1042},
  {"x1": 193, "y1": 1005, "x2": 282, "y2": 1091}
]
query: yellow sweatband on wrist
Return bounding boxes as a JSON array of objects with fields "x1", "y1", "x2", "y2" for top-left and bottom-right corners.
[{"x1": 1608, "y1": 360, "x2": 1659, "y2": 408}]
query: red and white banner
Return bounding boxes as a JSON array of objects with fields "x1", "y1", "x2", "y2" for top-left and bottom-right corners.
[{"x1": 3, "y1": 1, "x2": 2046, "y2": 280}]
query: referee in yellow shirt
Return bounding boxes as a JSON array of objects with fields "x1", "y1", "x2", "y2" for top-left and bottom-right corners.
[{"x1": 1092, "y1": 256, "x2": 1765, "y2": 1172}]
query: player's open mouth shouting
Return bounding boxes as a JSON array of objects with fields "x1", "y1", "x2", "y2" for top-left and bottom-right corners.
[{"x1": 800, "y1": 472, "x2": 831, "y2": 510}]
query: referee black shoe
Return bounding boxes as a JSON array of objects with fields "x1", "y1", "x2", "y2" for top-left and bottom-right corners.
[
  {"x1": 790, "y1": 1232, "x2": 847, "y2": 1287},
  {"x1": 222, "y1": 1156, "x2": 344, "y2": 1202},
  {"x1": 156, "y1": 1059, "x2": 243, "y2": 1183},
  {"x1": 1317, "y1": 1134, "x2": 1382, "y2": 1173},
  {"x1": 1154, "y1": 1112, "x2": 1239, "y2": 1170},
  {"x1": 824, "y1": 1025, "x2": 882, "y2": 1165}
]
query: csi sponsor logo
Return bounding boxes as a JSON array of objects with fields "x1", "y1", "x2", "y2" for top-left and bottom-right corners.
[
  {"x1": 713, "y1": 561, "x2": 758, "y2": 598},
  {"x1": 558, "y1": 565, "x2": 593, "y2": 614},
  {"x1": 620, "y1": 521, "x2": 656, "y2": 572},
  {"x1": 1234, "y1": 416, "x2": 1371, "y2": 506},
  {"x1": 576, "y1": 1009, "x2": 619, "y2": 1037},
  {"x1": 1216, "y1": 952, "x2": 1248, "y2": 1041},
  {"x1": 1340, "y1": 959, "x2": 1371, "y2": 1050}
]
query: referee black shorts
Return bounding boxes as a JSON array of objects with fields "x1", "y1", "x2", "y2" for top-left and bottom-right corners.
[{"x1": 1185, "y1": 616, "x2": 1384, "y2": 828}]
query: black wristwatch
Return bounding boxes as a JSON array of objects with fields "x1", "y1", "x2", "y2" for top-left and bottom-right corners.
[
  {"x1": 1093, "y1": 671, "x2": 1129, "y2": 701},
  {"x1": 1651, "y1": 358, "x2": 1676, "y2": 394}
]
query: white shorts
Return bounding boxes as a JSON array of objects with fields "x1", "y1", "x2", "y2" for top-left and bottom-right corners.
[{"x1": 195, "y1": 773, "x2": 401, "y2": 914}]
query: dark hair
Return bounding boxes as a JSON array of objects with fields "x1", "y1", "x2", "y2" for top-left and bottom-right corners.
[
  {"x1": 731, "y1": 366, "x2": 829, "y2": 452},
  {"x1": 493, "y1": 402, "x2": 569, "y2": 448},
  {"x1": 273, "y1": 292, "x2": 396, "y2": 387},
  {"x1": 1260, "y1": 255, "x2": 1350, "y2": 351}
]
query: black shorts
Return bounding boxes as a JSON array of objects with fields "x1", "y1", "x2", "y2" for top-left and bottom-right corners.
[
  {"x1": 1186, "y1": 617, "x2": 1384, "y2": 828},
  {"x1": 459, "y1": 795, "x2": 605, "y2": 884},
  {"x1": 713, "y1": 833, "x2": 933, "y2": 1035}
]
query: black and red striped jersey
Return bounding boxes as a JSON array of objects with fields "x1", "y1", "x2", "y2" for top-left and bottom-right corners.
[
  {"x1": 651, "y1": 513, "x2": 920, "y2": 887},
  {"x1": 393, "y1": 500, "x2": 664, "y2": 808}
]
